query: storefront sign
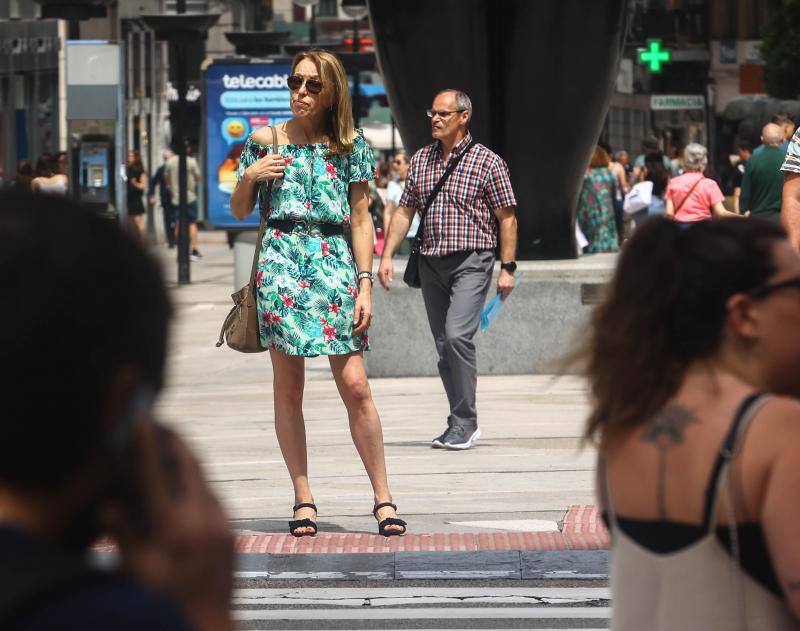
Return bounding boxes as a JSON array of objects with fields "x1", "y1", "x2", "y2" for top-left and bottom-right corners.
[
  {"x1": 204, "y1": 62, "x2": 293, "y2": 229},
  {"x1": 650, "y1": 95, "x2": 705, "y2": 110}
]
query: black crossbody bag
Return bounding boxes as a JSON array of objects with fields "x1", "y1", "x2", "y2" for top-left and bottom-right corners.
[{"x1": 404, "y1": 139, "x2": 477, "y2": 288}]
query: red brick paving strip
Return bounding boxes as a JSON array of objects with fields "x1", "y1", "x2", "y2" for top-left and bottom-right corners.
[{"x1": 94, "y1": 505, "x2": 610, "y2": 554}]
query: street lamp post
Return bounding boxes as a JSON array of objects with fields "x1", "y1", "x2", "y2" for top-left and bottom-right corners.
[
  {"x1": 341, "y1": 0, "x2": 368, "y2": 127},
  {"x1": 141, "y1": 10, "x2": 220, "y2": 285},
  {"x1": 293, "y1": 0, "x2": 320, "y2": 44}
]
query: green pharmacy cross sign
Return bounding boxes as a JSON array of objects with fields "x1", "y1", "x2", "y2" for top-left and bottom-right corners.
[{"x1": 638, "y1": 39, "x2": 672, "y2": 73}]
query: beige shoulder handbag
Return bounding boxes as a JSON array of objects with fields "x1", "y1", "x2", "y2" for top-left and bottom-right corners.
[{"x1": 216, "y1": 125, "x2": 277, "y2": 353}]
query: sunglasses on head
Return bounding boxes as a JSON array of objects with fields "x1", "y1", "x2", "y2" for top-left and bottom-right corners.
[{"x1": 288, "y1": 74, "x2": 323, "y2": 94}]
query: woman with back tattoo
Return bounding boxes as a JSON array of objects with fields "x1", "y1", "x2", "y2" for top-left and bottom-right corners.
[{"x1": 576, "y1": 217, "x2": 800, "y2": 629}]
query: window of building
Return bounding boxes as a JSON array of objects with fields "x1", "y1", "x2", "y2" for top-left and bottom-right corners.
[{"x1": 317, "y1": 0, "x2": 338, "y2": 17}]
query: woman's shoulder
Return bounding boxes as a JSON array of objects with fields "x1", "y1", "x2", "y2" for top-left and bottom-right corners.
[{"x1": 250, "y1": 125, "x2": 279, "y2": 146}]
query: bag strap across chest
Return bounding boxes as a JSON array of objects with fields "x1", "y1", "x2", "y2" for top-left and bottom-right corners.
[{"x1": 413, "y1": 139, "x2": 477, "y2": 249}]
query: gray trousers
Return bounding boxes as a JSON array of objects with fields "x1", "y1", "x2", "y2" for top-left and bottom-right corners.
[{"x1": 419, "y1": 250, "x2": 495, "y2": 428}]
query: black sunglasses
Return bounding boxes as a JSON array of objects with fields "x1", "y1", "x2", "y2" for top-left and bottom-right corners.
[
  {"x1": 747, "y1": 275, "x2": 800, "y2": 299},
  {"x1": 288, "y1": 74, "x2": 323, "y2": 94}
]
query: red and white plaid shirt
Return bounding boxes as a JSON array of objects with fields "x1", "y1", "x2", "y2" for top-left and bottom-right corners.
[{"x1": 398, "y1": 132, "x2": 517, "y2": 256}]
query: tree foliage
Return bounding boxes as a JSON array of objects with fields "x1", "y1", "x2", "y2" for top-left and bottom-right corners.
[{"x1": 762, "y1": 0, "x2": 800, "y2": 99}]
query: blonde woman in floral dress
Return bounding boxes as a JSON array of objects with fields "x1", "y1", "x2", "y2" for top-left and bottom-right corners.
[{"x1": 230, "y1": 50, "x2": 406, "y2": 537}]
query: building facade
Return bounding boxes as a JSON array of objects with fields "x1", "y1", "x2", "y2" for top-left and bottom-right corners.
[{"x1": 603, "y1": 0, "x2": 772, "y2": 168}]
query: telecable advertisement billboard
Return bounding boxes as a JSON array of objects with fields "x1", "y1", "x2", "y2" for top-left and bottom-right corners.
[{"x1": 204, "y1": 61, "x2": 292, "y2": 228}]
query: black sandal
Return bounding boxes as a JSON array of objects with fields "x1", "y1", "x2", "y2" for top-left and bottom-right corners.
[
  {"x1": 373, "y1": 502, "x2": 407, "y2": 537},
  {"x1": 288, "y1": 502, "x2": 318, "y2": 537}
]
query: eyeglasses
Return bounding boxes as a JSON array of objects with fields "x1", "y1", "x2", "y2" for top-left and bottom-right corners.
[
  {"x1": 426, "y1": 109, "x2": 465, "y2": 119},
  {"x1": 288, "y1": 74, "x2": 323, "y2": 94},
  {"x1": 392, "y1": 159, "x2": 405, "y2": 165},
  {"x1": 747, "y1": 275, "x2": 800, "y2": 299}
]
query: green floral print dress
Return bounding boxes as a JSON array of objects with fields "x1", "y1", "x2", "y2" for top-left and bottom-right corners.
[
  {"x1": 577, "y1": 167, "x2": 619, "y2": 253},
  {"x1": 237, "y1": 129, "x2": 376, "y2": 356}
]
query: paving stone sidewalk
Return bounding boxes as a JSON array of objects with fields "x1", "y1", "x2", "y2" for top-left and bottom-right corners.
[{"x1": 153, "y1": 234, "x2": 602, "y2": 554}]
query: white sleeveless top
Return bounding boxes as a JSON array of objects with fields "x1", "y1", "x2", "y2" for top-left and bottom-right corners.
[{"x1": 604, "y1": 395, "x2": 797, "y2": 630}]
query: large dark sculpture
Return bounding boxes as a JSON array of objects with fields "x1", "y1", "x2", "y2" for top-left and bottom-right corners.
[{"x1": 368, "y1": 0, "x2": 630, "y2": 259}]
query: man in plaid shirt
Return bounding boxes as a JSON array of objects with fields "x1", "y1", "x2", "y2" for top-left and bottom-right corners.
[{"x1": 378, "y1": 89, "x2": 518, "y2": 450}]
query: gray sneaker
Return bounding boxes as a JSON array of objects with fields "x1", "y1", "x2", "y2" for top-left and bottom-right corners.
[
  {"x1": 431, "y1": 424, "x2": 451, "y2": 449},
  {"x1": 442, "y1": 425, "x2": 481, "y2": 450}
]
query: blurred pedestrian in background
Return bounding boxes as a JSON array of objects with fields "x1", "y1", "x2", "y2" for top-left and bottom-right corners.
[
  {"x1": 230, "y1": 49, "x2": 406, "y2": 537},
  {"x1": 379, "y1": 88, "x2": 518, "y2": 450},
  {"x1": 11, "y1": 161, "x2": 34, "y2": 193},
  {"x1": 0, "y1": 190, "x2": 235, "y2": 631},
  {"x1": 741, "y1": 123, "x2": 785, "y2": 223},
  {"x1": 754, "y1": 113, "x2": 795, "y2": 157},
  {"x1": 731, "y1": 141, "x2": 752, "y2": 214},
  {"x1": 666, "y1": 144, "x2": 744, "y2": 224},
  {"x1": 577, "y1": 145, "x2": 619, "y2": 252},
  {"x1": 126, "y1": 150, "x2": 147, "y2": 242},
  {"x1": 31, "y1": 153, "x2": 67, "y2": 196},
  {"x1": 149, "y1": 148, "x2": 176, "y2": 248},
  {"x1": 609, "y1": 149, "x2": 629, "y2": 241},
  {"x1": 644, "y1": 150, "x2": 669, "y2": 217},
  {"x1": 579, "y1": 216, "x2": 800, "y2": 629},
  {"x1": 383, "y1": 151, "x2": 416, "y2": 254},
  {"x1": 165, "y1": 144, "x2": 203, "y2": 261},
  {"x1": 633, "y1": 137, "x2": 671, "y2": 183}
]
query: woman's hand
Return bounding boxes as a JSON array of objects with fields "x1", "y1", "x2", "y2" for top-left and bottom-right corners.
[
  {"x1": 352, "y1": 281, "x2": 372, "y2": 335},
  {"x1": 244, "y1": 154, "x2": 286, "y2": 183}
]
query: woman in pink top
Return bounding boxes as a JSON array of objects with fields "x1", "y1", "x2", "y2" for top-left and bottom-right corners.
[{"x1": 666, "y1": 143, "x2": 744, "y2": 223}]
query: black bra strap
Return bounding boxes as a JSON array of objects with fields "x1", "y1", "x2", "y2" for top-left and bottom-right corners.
[{"x1": 702, "y1": 393, "x2": 763, "y2": 529}]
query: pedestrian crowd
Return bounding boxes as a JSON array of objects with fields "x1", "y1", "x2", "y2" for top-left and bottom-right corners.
[{"x1": 576, "y1": 111, "x2": 797, "y2": 254}]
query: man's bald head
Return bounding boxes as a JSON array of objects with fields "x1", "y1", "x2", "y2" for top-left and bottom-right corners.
[{"x1": 762, "y1": 123, "x2": 783, "y2": 147}]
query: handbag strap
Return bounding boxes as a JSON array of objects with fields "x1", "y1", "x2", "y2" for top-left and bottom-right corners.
[
  {"x1": 249, "y1": 125, "x2": 278, "y2": 287},
  {"x1": 674, "y1": 174, "x2": 704, "y2": 216},
  {"x1": 413, "y1": 138, "x2": 477, "y2": 248}
]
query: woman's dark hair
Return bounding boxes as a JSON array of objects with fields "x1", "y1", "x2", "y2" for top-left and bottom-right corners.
[
  {"x1": 128, "y1": 149, "x2": 144, "y2": 172},
  {"x1": 14, "y1": 161, "x2": 34, "y2": 190},
  {"x1": 34, "y1": 153, "x2": 54, "y2": 178},
  {"x1": 0, "y1": 190, "x2": 170, "y2": 491},
  {"x1": 581, "y1": 216, "x2": 786, "y2": 445},
  {"x1": 644, "y1": 150, "x2": 669, "y2": 197}
]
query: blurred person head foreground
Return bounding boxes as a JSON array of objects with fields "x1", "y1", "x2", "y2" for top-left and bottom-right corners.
[
  {"x1": 577, "y1": 217, "x2": 800, "y2": 627},
  {"x1": 0, "y1": 190, "x2": 234, "y2": 631}
]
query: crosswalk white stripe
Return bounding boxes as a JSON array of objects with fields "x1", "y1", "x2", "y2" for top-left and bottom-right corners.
[
  {"x1": 232, "y1": 586, "x2": 610, "y2": 607},
  {"x1": 232, "y1": 606, "x2": 612, "y2": 621}
]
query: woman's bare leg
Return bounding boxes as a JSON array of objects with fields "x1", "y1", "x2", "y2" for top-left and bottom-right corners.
[
  {"x1": 328, "y1": 351, "x2": 403, "y2": 532},
  {"x1": 269, "y1": 348, "x2": 315, "y2": 532}
]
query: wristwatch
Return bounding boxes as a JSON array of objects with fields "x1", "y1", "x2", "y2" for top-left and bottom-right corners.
[{"x1": 500, "y1": 261, "x2": 517, "y2": 274}]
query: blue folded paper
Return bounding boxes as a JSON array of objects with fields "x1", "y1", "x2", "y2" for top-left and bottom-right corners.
[{"x1": 480, "y1": 293, "x2": 504, "y2": 332}]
